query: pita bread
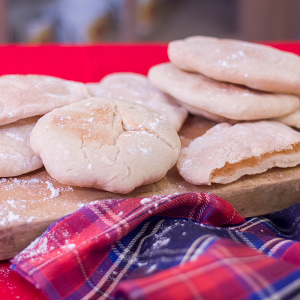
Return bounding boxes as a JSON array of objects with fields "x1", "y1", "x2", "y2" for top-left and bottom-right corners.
[
  {"x1": 148, "y1": 63, "x2": 299, "y2": 120},
  {"x1": 273, "y1": 107, "x2": 300, "y2": 129},
  {"x1": 168, "y1": 36, "x2": 300, "y2": 94},
  {"x1": 30, "y1": 97, "x2": 181, "y2": 194},
  {"x1": 177, "y1": 121, "x2": 300, "y2": 185},
  {"x1": 87, "y1": 72, "x2": 188, "y2": 131},
  {"x1": 0, "y1": 116, "x2": 43, "y2": 177},
  {"x1": 174, "y1": 100, "x2": 238, "y2": 124},
  {"x1": 0, "y1": 74, "x2": 92, "y2": 126}
]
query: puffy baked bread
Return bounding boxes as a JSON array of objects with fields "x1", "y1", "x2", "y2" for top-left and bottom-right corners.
[
  {"x1": 177, "y1": 121, "x2": 300, "y2": 185},
  {"x1": 174, "y1": 100, "x2": 238, "y2": 124},
  {"x1": 0, "y1": 74, "x2": 92, "y2": 126},
  {"x1": 148, "y1": 63, "x2": 299, "y2": 121},
  {"x1": 273, "y1": 107, "x2": 300, "y2": 129},
  {"x1": 87, "y1": 72, "x2": 188, "y2": 131},
  {"x1": 168, "y1": 36, "x2": 300, "y2": 94},
  {"x1": 30, "y1": 97, "x2": 181, "y2": 194},
  {"x1": 0, "y1": 116, "x2": 43, "y2": 177}
]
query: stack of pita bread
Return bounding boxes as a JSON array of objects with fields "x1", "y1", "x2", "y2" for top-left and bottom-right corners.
[
  {"x1": 0, "y1": 73, "x2": 183, "y2": 194},
  {"x1": 147, "y1": 36, "x2": 300, "y2": 185},
  {"x1": 0, "y1": 75, "x2": 92, "y2": 178},
  {"x1": 3, "y1": 35, "x2": 300, "y2": 193}
]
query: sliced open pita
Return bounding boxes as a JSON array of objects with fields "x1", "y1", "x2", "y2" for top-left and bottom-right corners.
[{"x1": 177, "y1": 121, "x2": 300, "y2": 185}]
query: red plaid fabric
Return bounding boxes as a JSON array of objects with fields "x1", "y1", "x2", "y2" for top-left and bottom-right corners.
[
  {"x1": 115, "y1": 239, "x2": 300, "y2": 300},
  {"x1": 11, "y1": 193, "x2": 300, "y2": 300}
]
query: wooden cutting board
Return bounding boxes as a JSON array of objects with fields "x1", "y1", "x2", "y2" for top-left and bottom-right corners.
[{"x1": 1, "y1": 115, "x2": 300, "y2": 260}]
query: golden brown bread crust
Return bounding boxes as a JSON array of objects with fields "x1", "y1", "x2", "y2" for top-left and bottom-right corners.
[{"x1": 177, "y1": 121, "x2": 300, "y2": 185}]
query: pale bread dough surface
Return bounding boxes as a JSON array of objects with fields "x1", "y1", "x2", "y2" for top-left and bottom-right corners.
[
  {"x1": 174, "y1": 99, "x2": 238, "y2": 124},
  {"x1": 0, "y1": 75, "x2": 92, "y2": 126},
  {"x1": 273, "y1": 107, "x2": 300, "y2": 129},
  {"x1": 87, "y1": 72, "x2": 188, "y2": 131},
  {"x1": 30, "y1": 97, "x2": 181, "y2": 194},
  {"x1": 168, "y1": 36, "x2": 300, "y2": 94},
  {"x1": 177, "y1": 121, "x2": 300, "y2": 185},
  {"x1": 148, "y1": 63, "x2": 299, "y2": 120},
  {"x1": 0, "y1": 116, "x2": 43, "y2": 177}
]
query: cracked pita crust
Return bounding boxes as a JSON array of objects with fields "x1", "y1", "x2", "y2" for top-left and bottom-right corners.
[
  {"x1": 0, "y1": 74, "x2": 92, "y2": 126},
  {"x1": 86, "y1": 72, "x2": 188, "y2": 131},
  {"x1": 177, "y1": 121, "x2": 300, "y2": 185},
  {"x1": 30, "y1": 97, "x2": 181, "y2": 194},
  {"x1": 148, "y1": 63, "x2": 299, "y2": 121},
  {"x1": 0, "y1": 116, "x2": 43, "y2": 177},
  {"x1": 168, "y1": 35, "x2": 300, "y2": 94}
]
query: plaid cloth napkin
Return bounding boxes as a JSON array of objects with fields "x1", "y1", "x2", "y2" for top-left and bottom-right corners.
[{"x1": 11, "y1": 193, "x2": 300, "y2": 300}]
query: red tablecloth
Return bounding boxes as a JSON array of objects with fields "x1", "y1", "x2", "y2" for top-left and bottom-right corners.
[
  {"x1": 0, "y1": 43, "x2": 169, "y2": 82},
  {"x1": 1, "y1": 41, "x2": 300, "y2": 300}
]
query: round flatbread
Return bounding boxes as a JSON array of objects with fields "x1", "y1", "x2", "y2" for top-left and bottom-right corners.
[
  {"x1": 0, "y1": 74, "x2": 92, "y2": 126},
  {"x1": 168, "y1": 36, "x2": 300, "y2": 94},
  {"x1": 148, "y1": 63, "x2": 299, "y2": 121},
  {"x1": 30, "y1": 97, "x2": 181, "y2": 194},
  {"x1": 86, "y1": 72, "x2": 188, "y2": 131},
  {"x1": 0, "y1": 116, "x2": 43, "y2": 177},
  {"x1": 177, "y1": 121, "x2": 300, "y2": 185}
]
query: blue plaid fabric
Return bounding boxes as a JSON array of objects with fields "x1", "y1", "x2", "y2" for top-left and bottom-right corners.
[{"x1": 11, "y1": 193, "x2": 300, "y2": 300}]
